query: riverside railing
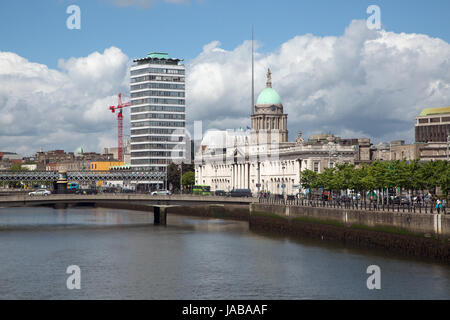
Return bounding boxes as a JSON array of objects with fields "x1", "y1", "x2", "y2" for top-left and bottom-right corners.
[{"x1": 258, "y1": 196, "x2": 448, "y2": 215}]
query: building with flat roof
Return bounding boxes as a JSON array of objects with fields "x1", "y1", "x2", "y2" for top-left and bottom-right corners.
[
  {"x1": 415, "y1": 107, "x2": 450, "y2": 160},
  {"x1": 415, "y1": 106, "x2": 450, "y2": 143},
  {"x1": 130, "y1": 52, "x2": 186, "y2": 190}
]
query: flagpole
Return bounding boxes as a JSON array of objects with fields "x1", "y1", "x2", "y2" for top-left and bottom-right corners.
[{"x1": 251, "y1": 25, "x2": 255, "y2": 116}]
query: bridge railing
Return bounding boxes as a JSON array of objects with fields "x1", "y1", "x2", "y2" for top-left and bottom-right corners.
[
  {"x1": 258, "y1": 196, "x2": 448, "y2": 215},
  {"x1": 0, "y1": 170, "x2": 165, "y2": 182}
]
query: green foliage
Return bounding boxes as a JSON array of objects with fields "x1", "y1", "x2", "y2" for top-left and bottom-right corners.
[
  {"x1": 182, "y1": 171, "x2": 195, "y2": 186},
  {"x1": 300, "y1": 169, "x2": 317, "y2": 190},
  {"x1": 9, "y1": 164, "x2": 28, "y2": 171},
  {"x1": 301, "y1": 160, "x2": 449, "y2": 197},
  {"x1": 167, "y1": 162, "x2": 195, "y2": 191}
]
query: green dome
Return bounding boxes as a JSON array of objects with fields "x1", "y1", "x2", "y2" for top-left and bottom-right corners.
[{"x1": 256, "y1": 87, "x2": 282, "y2": 105}]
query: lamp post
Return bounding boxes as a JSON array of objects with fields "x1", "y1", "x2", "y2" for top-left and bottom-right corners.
[
  {"x1": 282, "y1": 161, "x2": 286, "y2": 199},
  {"x1": 165, "y1": 165, "x2": 168, "y2": 191},
  {"x1": 180, "y1": 162, "x2": 183, "y2": 195}
]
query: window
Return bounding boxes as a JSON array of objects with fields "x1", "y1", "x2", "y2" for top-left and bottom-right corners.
[{"x1": 313, "y1": 162, "x2": 319, "y2": 172}]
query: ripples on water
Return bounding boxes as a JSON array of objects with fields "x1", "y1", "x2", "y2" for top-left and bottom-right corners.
[{"x1": 0, "y1": 206, "x2": 449, "y2": 300}]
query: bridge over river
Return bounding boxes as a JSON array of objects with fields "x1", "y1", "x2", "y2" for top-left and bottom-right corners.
[
  {"x1": 0, "y1": 194, "x2": 256, "y2": 225},
  {"x1": 0, "y1": 170, "x2": 164, "y2": 182}
]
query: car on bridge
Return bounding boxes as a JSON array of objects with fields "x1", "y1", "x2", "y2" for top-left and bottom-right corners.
[
  {"x1": 150, "y1": 190, "x2": 172, "y2": 196},
  {"x1": 28, "y1": 189, "x2": 52, "y2": 196},
  {"x1": 229, "y1": 189, "x2": 253, "y2": 198},
  {"x1": 214, "y1": 190, "x2": 228, "y2": 197}
]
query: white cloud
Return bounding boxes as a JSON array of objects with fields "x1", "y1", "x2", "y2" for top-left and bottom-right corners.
[
  {"x1": 0, "y1": 47, "x2": 129, "y2": 156},
  {"x1": 1, "y1": 20, "x2": 449, "y2": 157},
  {"x1": 186, "y1": 20, "x2": 450, "y2": 144}
]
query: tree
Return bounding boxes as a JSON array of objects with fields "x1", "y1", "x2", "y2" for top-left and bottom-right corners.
[
  {"x1": 300, "y1": 169, "x2": 318, "y2": 199},
  {"x1": 10, "y1": 163, "x2": 28, "y2": 171},
  {"x1": 182, "y1": 171, "x2": 195, "y2": 187},
  {"x1": 167, "y1": 163, "x2": 180, "y2": 191},
  {"x1": 167, "y1": 162, "x2": 195, "y2": 192}
]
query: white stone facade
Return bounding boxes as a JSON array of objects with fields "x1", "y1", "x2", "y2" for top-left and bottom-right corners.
[{"x1": 195, "y1": 70, "x2": 356, "y2": 196}]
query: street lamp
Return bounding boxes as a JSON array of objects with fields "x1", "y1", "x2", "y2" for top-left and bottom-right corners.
[
  {"x1": 165, "y1": 165, "x2": 168, "y2": 191},
  {"x1": 179, "y1": 162, "x2": 183, "y2": 195},
  {"x1": 282, "y1": 161, "x2": 286, "y2": 198}
]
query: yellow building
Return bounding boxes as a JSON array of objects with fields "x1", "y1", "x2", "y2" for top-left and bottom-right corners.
[{"x1": 90, "y1": 161, "x2": 124, "y2": 171}]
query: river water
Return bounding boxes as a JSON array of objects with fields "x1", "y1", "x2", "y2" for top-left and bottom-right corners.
[{"x1": 0, "y1": 206, "x2": 449, "y2": 300}]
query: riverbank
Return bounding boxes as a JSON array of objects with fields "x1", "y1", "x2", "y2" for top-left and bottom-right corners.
[
  {"x1": 90, "y1": 202, "x2": 450, "y2": 263},
  {"x1": 250, "y1": 203, "x2": 450, "y2": 264}
]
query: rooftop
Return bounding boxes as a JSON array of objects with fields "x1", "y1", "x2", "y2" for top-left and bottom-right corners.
[
  {"x1": 133, "y1": 52, "x2": 183, "y2": 64},
  {"x1": 419, "y1": 106, "x2": 450, "y2": 116}
]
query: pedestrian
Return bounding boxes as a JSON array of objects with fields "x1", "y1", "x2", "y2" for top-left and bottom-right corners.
[
  {"x1": 435, "y1": 199, "x2": 441, "y2": 214},
  {"x1": 442, "y1": 199, "x2": 447, "y2": 214}
]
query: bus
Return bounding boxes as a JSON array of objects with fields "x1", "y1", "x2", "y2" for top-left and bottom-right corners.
[{"x1": 192, "y1": 185, "x2": 211, "y2": 196}]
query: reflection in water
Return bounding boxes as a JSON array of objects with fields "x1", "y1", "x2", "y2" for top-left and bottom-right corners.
[{"x1": 0, "y1": 206, "x2": 448, "y2": 300}]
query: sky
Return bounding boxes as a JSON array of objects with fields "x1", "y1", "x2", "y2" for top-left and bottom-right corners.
[{"x1": 0, "y1": 0, "x2": 449, "y2": 156}]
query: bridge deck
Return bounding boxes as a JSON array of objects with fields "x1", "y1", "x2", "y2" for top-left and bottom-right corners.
[{"x1": 0, "y1": 194, "x2": 256, "y2": 207}]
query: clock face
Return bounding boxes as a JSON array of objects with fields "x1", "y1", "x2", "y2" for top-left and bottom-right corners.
[{"x1": 271, "y1": 105, "x2": 276, "y2": 111}]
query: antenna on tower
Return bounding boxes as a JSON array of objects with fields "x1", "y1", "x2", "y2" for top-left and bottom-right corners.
[{"x1": 251, "y1": 25, "x2": 255, "y2": 116}]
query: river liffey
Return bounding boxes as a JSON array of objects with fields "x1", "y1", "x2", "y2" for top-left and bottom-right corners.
[{"x1": 0, "y1": 206, "x2": 449, "y2": 299}]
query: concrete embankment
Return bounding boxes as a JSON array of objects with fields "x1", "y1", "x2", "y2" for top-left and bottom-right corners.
[
  {"x1": 93, "y1": 201, "x2": 450, "y2": 263},
  {"x1": 166, "y1": 204, "x2": 250, "y2": 221},
  {"x1": 250, "y1": 203, "x2": 450, "y2": 263}
]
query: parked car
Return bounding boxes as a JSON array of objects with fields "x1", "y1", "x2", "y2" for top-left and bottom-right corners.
[
  {"x1": 214, "y1": 190, "x2": 227, "y2": 196},
  {"x1": 392, "y1": 196, "x2": 410, "y2": 205},
  {"x1": 229, "y1": 189, "x2": 253, "y2": 197},
  {"x1": 121, "y1": 188, "x2": 135, "y2": 194},
  {"x1": 78, "y1": 188, "x2": 98, "y2": 195},
  {"x1": 151, "y1": 190, "x2": 172, "y2": 196},
  {"x1": 29, "y1": 189, "x2": 51, "y2": 196}
]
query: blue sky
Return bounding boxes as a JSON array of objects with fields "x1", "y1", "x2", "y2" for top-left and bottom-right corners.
[
  {"x1": 1, "y1": 0, "x2": 450, "y2": 67},
  {"x1": 0, "y1": 0, "x2": 449, "y2": 155}
]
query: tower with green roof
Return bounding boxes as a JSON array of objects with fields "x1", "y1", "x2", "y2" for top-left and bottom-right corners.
[{"x1": 251, "y1": 69, "x2": 288, "y2": 143}]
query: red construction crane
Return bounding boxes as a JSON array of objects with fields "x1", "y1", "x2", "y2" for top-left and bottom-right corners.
[{"x1": 109, "y1": 93, "x2": 131, "y2": 162}]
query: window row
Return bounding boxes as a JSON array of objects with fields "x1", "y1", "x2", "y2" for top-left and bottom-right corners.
[
  {"x1": 131, "y1": 159, "x2": 171, "y2": 165},
  {"x1": 132, "y1": 136, "x2": 184, "y2": 143},
  {"x1": 130, "y1": 68, "x2": 185, "y2": 76},
  {"x1": 132, "y1": 98, "x2": 185, "y2": 106},
  {"x1": 131, "y1": 128, "x2": 183, "y2": 135},
  {"x1": 131, "y1": 113, "x2": 185, "y2": 121},
  {"x1": 131, "y1": 83, "x2": 185, "y2": 91},
  {"x1": 131, "y1": 105, "x2": 185, "y2": 113},
  {"x1": 131, "y1": 144, "x2": 181, "y2": 150},
  {"x1": 131, "y1": 121, "x2": 185, "y2": 128},
  {"x1": 131, "y1": 151, "x2": 183, "y2": 157},
  {"x1": 130, "y1": 75, "x2": 184, "y2": 83},
  {"x1": 131, "y1": 90, "x2": 185, "y2": 98}
]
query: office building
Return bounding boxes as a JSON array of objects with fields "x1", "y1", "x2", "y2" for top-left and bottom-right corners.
[{"x1": 130, "y1": 52, "x2": 186, "y2": 190}]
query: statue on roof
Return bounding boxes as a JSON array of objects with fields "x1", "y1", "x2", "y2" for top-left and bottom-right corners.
[
  {"x1": 296, "y1": 131, "x2": 304, "y2": 145},
  {"x1": 266, "y1": 68, "x2": 272, "y2": 88}
]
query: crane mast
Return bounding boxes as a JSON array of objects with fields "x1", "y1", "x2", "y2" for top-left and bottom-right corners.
[{"x1": 109, "y1": 93, "x2": 131, "y2": 162}]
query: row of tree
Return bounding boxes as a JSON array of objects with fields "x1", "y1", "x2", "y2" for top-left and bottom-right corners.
[{"x1": 300, "y1": 160, "x2": 450, "y2": 201}]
